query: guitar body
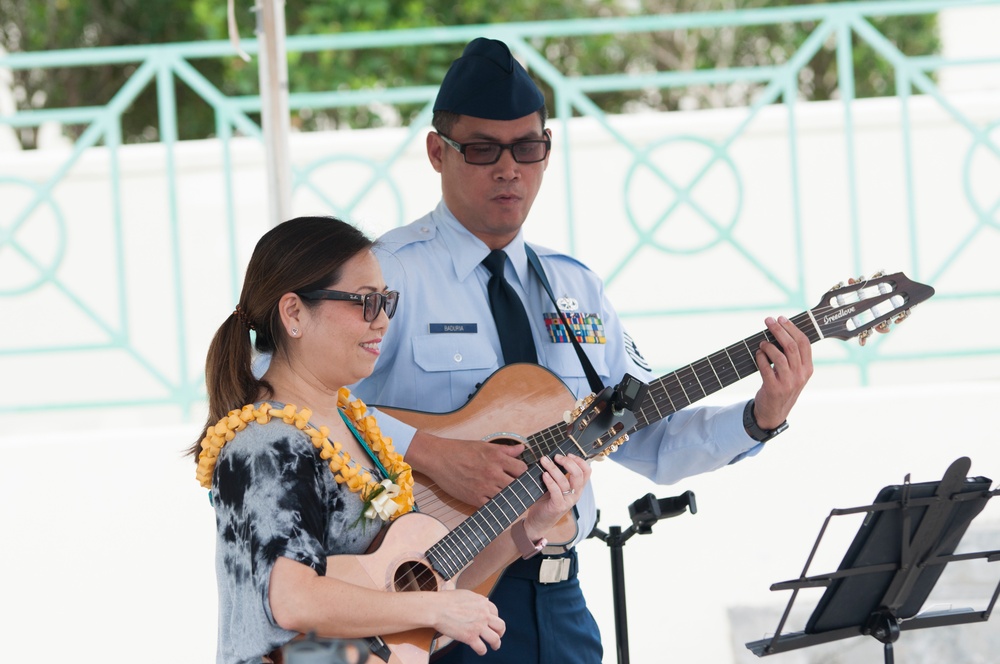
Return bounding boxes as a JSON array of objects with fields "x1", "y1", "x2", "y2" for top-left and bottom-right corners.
[
  {"x1": 326, "y1": 512, "x2": 455, "y2": 664},
  {"x1": 377, "y1": 364, "x2": 581, "y2": 550}
]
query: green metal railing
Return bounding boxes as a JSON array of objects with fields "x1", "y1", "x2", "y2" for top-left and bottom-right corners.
[{"x1": 1, "y1": 0, "x2": 999, "y2": 421}]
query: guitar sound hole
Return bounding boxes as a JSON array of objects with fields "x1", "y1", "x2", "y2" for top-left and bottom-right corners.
[{"x1": 393, "y1": 560, "x2": 440, "y2": 592}]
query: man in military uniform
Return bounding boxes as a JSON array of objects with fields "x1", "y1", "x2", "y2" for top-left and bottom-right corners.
[{"x1": 354, "y1": 37, "x2": 814, "y2": 663}]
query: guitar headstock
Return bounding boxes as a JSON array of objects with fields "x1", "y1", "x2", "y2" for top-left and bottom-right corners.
[
  {"x1": 813, "y1": 271, "x2": 934, "y2": 344},
  {"x1": 562, "y1": 381, "x2": 641, "y2": 461}
]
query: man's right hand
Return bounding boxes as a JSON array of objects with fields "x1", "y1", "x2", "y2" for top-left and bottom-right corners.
[{"x1": 405, "y1": 431, "x2": 528, "y2": 507}]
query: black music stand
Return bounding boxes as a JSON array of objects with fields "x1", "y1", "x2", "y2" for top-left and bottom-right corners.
[{"x1": 746, "y1": 457, "x2": 1000, "y2": 664}]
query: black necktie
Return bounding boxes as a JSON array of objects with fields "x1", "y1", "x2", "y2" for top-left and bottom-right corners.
[{"x1": 482, "y1": 249, "x2": 538, "y2": 365}]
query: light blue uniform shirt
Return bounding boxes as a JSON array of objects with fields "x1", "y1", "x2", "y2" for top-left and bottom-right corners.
[{"x1": 355, "y1": 201, "x2": 763, "y2": 544}]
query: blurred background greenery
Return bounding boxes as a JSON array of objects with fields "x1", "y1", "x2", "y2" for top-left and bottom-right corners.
[{"x1": 0, "y1": 0, "x2": 937, "y2": 148}]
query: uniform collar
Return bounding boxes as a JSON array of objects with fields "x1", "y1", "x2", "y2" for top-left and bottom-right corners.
[{"x1": 433, "y1": 201, "x2": 531, "y2": 286}]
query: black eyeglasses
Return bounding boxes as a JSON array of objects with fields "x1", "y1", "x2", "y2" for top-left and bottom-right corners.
[
  {"x1": 437, "y1": 132, "x2": 551, "y2": 165},
  {"x1": 296, "y1": 289, "x2": 399, "y2": 322}
]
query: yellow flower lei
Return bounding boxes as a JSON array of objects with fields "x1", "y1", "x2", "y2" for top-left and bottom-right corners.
[{"x1": 196, "y1": 388, "x2": 415, "y2": 522}]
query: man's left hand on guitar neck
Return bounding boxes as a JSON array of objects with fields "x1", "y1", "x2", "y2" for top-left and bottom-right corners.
[{"x1": 749, "y1": 315, "x2": 815, "y2": 432}]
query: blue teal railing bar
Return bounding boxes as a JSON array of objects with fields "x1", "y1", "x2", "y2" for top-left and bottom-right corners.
[{"x1": 1, "y1": 0, "x2": 999, "y2": 419}]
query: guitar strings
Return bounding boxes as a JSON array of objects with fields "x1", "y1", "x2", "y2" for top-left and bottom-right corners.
[
  {"x1": 639, "y1": 311, "x2": 812, "y2": 422},
  {"x1": 522, "y1": 436, "x2": 544, "y2": 462},
  {"x1": 639, "y1": 292, "x2": 904, "y2": 423},
  {"x1": 412, "y1": 480, "x2": 474, "y2": 518}
]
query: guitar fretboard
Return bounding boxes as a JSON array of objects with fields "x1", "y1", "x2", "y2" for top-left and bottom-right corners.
[
  {"x1": 636, "y1": 311, "x2": 819, "y2": 428},
  {"x1": 519, "y1": 311, "x2": 820, "y2": 461},
  {"x1": 426, "y1": 440, "x2": 569, "y2": 579}
]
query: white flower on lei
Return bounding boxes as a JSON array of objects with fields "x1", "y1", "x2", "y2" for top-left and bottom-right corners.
[{"x1": 364, "y1": 479, "x2": 402, "y2": 521}]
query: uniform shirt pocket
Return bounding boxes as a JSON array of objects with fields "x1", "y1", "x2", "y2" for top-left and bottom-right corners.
[
  {"x1": 412, "y1": 334, "x2": 499, "y2": 407},
  {"x1": 413, "y1": 334, "x2": 498, "y2": 372}
]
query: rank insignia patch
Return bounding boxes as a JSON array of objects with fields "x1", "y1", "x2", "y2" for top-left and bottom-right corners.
[
  {"x1": 543, "y1": 313, "x2": 606, "y2": 344},
  {"x1": 623, "y1": 330, "x2": 652, "y2": 371}
]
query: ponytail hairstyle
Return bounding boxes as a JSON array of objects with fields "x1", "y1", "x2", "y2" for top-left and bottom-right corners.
[{"x1": 188, "y1": 216, "x2": 374, "y2": 458}]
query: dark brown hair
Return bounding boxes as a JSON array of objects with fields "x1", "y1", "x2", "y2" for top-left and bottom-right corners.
[{"x1": 187, "y1": 216, "x2": 373, "y2": 458}]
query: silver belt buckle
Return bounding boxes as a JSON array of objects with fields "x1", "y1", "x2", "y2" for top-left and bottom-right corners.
[{"x1": 538, "y1": 557, "x2": 571, "y2": 584}]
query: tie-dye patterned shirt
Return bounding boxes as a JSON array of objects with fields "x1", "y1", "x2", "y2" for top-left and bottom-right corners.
[{"x1": 210, "y1": 405, "x2": 384, "y2": 664}]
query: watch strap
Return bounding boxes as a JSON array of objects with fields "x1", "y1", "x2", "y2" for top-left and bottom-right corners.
[
  {"x1": 743, "y1": 399, "x2": 788, "y2": 443},
  {"x1": 511, "y1": 519, "x2": 547, "y2": 559}
]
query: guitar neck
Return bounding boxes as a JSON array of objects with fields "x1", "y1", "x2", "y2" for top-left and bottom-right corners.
[
  {"x1": 635, "y1": 310, "x2": 819, "y2": 430},
  {"x1": 427, "y1": 457, "x2": 554, "y2": 579},
  {"x1": 519, "y1": 311, "x2": 820, "y2": 461}
]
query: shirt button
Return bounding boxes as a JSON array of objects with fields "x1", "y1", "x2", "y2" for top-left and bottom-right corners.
[
  {"x1": 420, "y1": 226, "x2": 430, "y2": 233},
  {"x1": 454, "y1": 353, "x2": 463, "y2": 363}
]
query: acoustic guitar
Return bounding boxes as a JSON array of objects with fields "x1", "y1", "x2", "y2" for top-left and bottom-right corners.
[{"x1": 335, "y1": 271, "x2": 935, "y2": 663}]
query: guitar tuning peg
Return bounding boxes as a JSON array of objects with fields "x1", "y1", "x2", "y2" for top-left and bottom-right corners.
[
  {"x1": 871, "y1": 269, "x2": 885, "y2": 279},
  {"x1": 894, "y1": 309, "x2": 911, "y2": 324},
  {"x1": 829, "y1": 281, "x2": 845, "y2": 292},
  {"x1": 876, "y1": 321, "x2": 892, "y2": 334},
  {"x1": 858, "y1": 328, "x2": 872, "y2": 347},
  {"x1": 567, "y1": 396, "x2": 592, "y2": 422}
]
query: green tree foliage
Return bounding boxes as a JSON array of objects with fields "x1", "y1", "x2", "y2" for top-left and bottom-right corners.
[
  {"x1": 0, "y1": 0, "x2": 938, "y2": 148},
  {"x1": 532, "y1": 0, "x2": 938, "y2": 114},
  {"x1": 209, "y1": 0, "x2": 626, "y2": 131},
  {"x1": 0, "y1": 0, "x2": 227, "y2": 146}
]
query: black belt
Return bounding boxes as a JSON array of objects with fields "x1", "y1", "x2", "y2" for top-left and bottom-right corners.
[{"x1": 502, "y1": 548, "x2": 578, "y2": 584}]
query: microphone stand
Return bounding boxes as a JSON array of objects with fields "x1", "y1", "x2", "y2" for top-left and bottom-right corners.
[{"x1": 590, "y1": 491, "x2": 697, "y2": 664}]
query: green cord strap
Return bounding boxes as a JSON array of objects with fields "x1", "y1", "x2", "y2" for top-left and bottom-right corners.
[{"x1": 338, "y1": 408, "x2": 391, "y2": 479}]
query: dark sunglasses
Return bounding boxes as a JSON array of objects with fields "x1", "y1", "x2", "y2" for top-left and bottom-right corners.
[
  {"x1": 437, "y1": 132, "x2": 551, "y2": 165},
  {"x1": 296, "y1": 289, "x2": 399, "y2": 322}
]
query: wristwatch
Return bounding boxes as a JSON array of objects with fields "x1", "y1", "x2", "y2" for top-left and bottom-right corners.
[{"x1": 743, "y1": 399, "x2": 788, "y2": 443}]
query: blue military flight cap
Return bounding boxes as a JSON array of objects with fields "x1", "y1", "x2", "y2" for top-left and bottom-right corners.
[{"x1": 433, "y1": 38, "x2": 545, "y2": 121}]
